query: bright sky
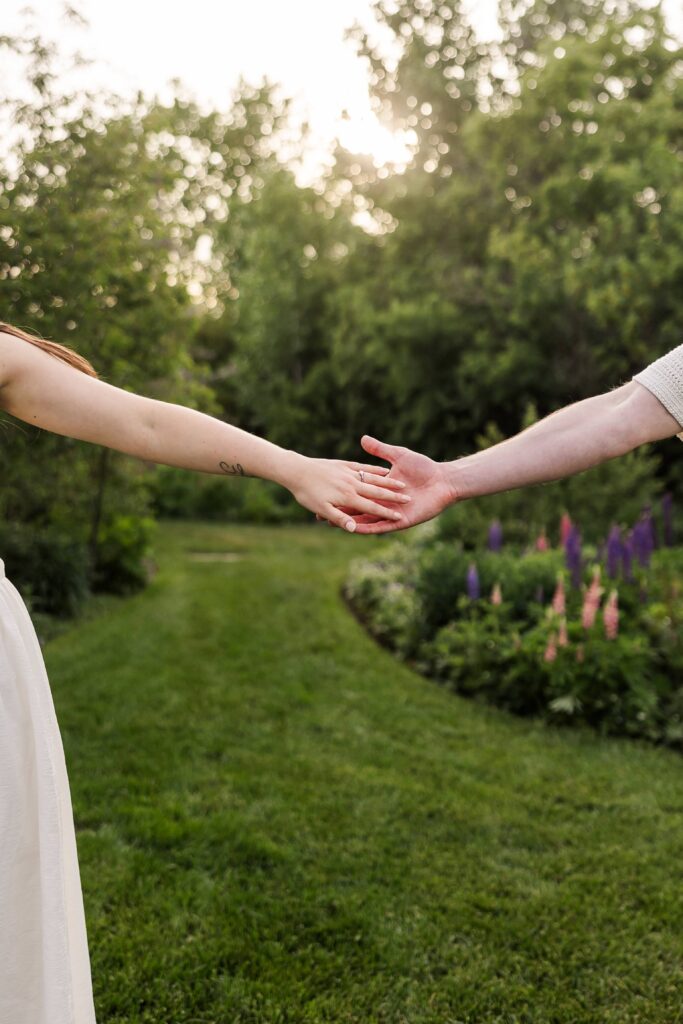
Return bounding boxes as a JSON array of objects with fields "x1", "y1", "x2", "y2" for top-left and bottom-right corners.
[{"x1": 4, "y1": 0, "x2": 682, "y2": 180}]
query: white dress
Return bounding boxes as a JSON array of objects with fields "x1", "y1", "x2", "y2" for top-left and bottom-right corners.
[{"x1": 0, "y1": 557, "x2": 96, "y2": 1024}]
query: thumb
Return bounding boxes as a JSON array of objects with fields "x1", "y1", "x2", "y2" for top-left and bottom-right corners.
[{"x1": 360, "y1": 434, "x2": 401, "y2": 465}]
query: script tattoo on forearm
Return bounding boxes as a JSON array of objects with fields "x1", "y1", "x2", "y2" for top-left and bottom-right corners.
[{"x1": 219, "y1": 460, "x2": 247, "y2": 477}]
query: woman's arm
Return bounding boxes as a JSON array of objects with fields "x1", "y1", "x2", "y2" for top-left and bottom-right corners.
[{"x1": 0, "y1": 329, "x2": 410, "y2": 532}]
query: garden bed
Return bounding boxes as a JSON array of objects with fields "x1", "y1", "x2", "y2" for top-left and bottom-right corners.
[{"x1": 345, "y1": 500, "x2": 683, "y2": 749}]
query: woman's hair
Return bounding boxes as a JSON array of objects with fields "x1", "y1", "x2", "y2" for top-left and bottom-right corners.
[{"x1": 0, "y1": 322, "x2": 98, "y2": 378}]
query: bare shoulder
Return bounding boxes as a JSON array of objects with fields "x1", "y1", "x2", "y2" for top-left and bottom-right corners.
[
  {"x1": 0, "y1": 328, "x2": 65, "y2": 415},
  {"x1": 0, "y1": 329, "x2": 29, "y2": 396}
]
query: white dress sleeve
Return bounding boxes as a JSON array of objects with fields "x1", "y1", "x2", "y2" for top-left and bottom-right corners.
[{"x1": 632, "y1": 344, "x2": 683, "y2": 441}]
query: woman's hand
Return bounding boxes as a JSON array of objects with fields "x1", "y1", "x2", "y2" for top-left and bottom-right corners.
[
  {"x1": 282, "y1": 451, "x2": 411, "y2": 532},
  {"x1": 316, "y1": 436, "x2": 457, "y2": 533}
]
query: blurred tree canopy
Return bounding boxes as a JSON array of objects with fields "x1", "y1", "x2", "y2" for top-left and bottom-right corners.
[{"x1": 1, "y1": 0, "x2": 682, "y2": 572}]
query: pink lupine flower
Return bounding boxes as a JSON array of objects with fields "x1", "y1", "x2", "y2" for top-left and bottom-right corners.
[
  {"x1": 581, "y1": 568, "x2": 603, "y2": 629},
  {"x1": 535, "y1": 530, "x2": 549, "y2": 552},
  {"x1": 544, "y1": 633, "x2": 558, "y2": 662},
  {"x1": 560, "y1": 512, "x2": 573, "y2": 547},
  {"x1": 582, "y1": 601, "x2": 598, "y2": 630},
  {"x1": 551, "y1": 577, "x2": 565, "y2": 615},
  {"x1": 491, "y1": 582, "x2": 502, "y2": 605},
  {"x1": 558, "y1": 617, "x2": 569, "y2": 647},
  {"x1": 603, "y1": 589, "x2": 619, "y2": 640}
]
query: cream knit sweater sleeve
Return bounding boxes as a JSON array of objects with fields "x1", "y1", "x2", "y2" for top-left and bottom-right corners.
[{"x1": 632, "y1": 344, "x2": 683, "y2": 440}]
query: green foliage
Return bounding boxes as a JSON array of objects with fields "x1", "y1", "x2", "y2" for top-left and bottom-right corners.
[
  {"x1": 0, "y1": 22, "x2": 293, "y2": 590},
  {"x1": 326, "y1": 0, "x2": 683, "y2": 481},
  {"x1": 91, "y1": 514, "x2": 157, "y2": 594},
  {"x1": 0, "y1": 520, "x2": 90, "y2": 617},
  {"x1": 345, "y1": 542, "x2": 424, "y2": 655},
  {"x1": 437, "y1": 402, "x2": 664, "y2": 546},
  {"x1": 148, "y1": 465, "x2": 307, "y2": 524},
  {"x1": 346, "y1": 525, "x2": 683, "y2": 748}
]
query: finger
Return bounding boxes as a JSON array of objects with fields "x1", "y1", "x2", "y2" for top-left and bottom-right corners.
[
  {"x1": 357, "y1": 483, "x2": 411, "y2": 504},
  {"x1": 360, "y1": 435, "x2": 403, "y2": 464},
  {"x1": 324, "y1": 504, "x2": 358, "y2": 533},
  {"x1": 357, "y1": 471, "x2": 406, "y2": 491},
  {"x1": 347, "y1": 495, "x2": 404, "y2": 521},
  {"x1": 323, "y1": 505, "x2": 361, "y2": 530},
  {"x1": 349, "y1": 461, "x2": 391, "y2": 477},
  {"x1": 346, "y1": 514, "x2": 383, "y2": 525},
  {"x1": 354, "y1": 518, "x2": 406, "y2": 535}
]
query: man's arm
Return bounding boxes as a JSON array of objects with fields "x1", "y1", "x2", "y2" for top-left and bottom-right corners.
[
  {"x1": 344, "y1": 369, "x2": 683, "y2": 535},
  {"x1": 449, "y1": 379, "x2": 679, "y2": 502}
]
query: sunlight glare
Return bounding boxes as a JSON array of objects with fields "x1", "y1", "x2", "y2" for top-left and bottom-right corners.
[{"x1": 336, "y1": 111, "x2": 416, "y2": 168}]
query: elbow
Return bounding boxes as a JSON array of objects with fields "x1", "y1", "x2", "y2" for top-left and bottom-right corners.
[{"x1": 609, "y1": 380, "x2": 681, "y2": 452}]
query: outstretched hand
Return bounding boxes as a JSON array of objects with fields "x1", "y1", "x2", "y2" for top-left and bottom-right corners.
[
  {"x1": 320, "y1": 435, "x2": 458, "y2": 534},
  {"x1": 288, "y1": 451, "x2": 411, "y2": 532}
]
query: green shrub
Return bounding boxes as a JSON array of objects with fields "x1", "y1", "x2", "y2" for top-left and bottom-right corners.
[
  {"x1": 345, "y1": 515, "x2": 683, "y2": 749},
  {"x1": 0, "y1": 520, "x2": 90, "y2": 617},
  {"x1": 92, "y1": 514, "x2": 157, "y2": 595},
  {"x1": 416, "y1": 544, "x2": 561, "y2": 632},
  {"x1": 149, "y1": 465, "x2": 307, "y2": 524},
  {"x1": 345, "y1": 543, "x2": 422, "y2": 656},
  {"x1": 424, "y1": 600, "x2": 522, "y2": 706}
]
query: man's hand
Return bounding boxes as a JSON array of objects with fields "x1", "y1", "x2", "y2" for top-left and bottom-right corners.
[{"x1": 321, "y1": 435, "x2": 458, "y2": 534}]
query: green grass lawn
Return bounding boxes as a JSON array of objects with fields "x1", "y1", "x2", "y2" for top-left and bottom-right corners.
[{"x1": 46, "y1": 521, "x2": 683, "y2": 1024}]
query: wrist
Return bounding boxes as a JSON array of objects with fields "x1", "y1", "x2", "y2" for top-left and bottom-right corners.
[
  {"x1": 441, "y1": 456, "x2": 474, "y2": 504},
  {"x1": 271, "y1": 447, "x2": 309, "y2": 493}
]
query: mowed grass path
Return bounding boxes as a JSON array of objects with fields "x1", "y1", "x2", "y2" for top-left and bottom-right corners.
[{"x1": 45, "y1": 522, "x2": 683, "y2": 1024}]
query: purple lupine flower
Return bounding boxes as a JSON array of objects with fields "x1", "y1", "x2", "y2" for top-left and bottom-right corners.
[
  {"x1": 466, "y1": 562, "x2": 480, "y2": 600},
  {"x1": 564, "y1": 524, "x2": 583, "y2": 589},
  {"x1": 488, "y1": 519, "x2": 503, "y2": 552},
  {"x1": 632, "y1": 514, "x2": 654, "y2": 568},
  {"x1": 606, "y1": 525, "x2": 622, "y2": 580},
  {"x1": 642, "y1": 505, "x2": 657, "y2": 551},
  {"x1": 622, "y1": 532, "x2": 634, "y2": 583},
  {"x1": 631, "y1": 522, "x2": 644, "y2": 567},
  {"x1": 631, "y1": 521, "x2": 645, "y2": 567},
  {"x1": 663, "y1": 492, "x2": 674, "y2": 547}
]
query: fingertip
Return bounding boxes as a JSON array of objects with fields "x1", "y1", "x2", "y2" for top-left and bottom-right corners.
[{"x1": 345, "y1": 520, "x2": 357, "y2": 533}]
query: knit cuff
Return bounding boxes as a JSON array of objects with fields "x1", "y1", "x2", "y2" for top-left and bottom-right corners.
[{"x1": 633, "y1": 344, "x2": 683, "y2": 440}]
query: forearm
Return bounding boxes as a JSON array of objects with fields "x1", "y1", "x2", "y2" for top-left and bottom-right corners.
[
  {"x1": 140, "y1": 398, "x2": 303, "y2": 490},
  {"x1": 445, "y1": 383, "x2": 663, "y2": 502}
]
